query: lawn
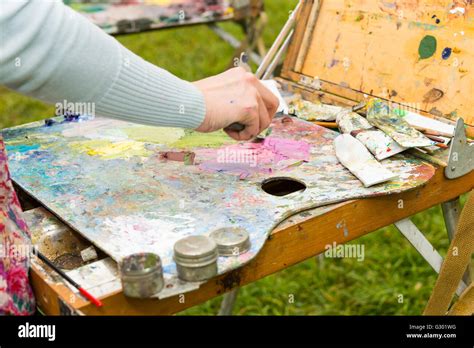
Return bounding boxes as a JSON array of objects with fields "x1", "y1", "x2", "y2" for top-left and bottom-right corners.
[{"x1": 0, "y1": 0, "x2": 463, "y2": 315}]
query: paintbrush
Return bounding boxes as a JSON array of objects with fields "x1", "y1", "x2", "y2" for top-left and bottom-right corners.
[
  {"x1": 420, "y1": 128, "x2": 474, "y2": 143},
  {"x1": 415, "y1": 132, "x2": 449, "y2": 148},
  {"x1": 414, "y1": 126, "x2": 454, "y2": 138},
  {"x1": 424, "y1": 134, "x2": 447, "y2": 143},
  {"x1": 35, "y1": 249, "x2": 103, "y2": 307},
  {"x1": 352, "y1": 101, "x2": 367, "y2": 113},
  {"x1": 226, "y1": 1, "x2": 301, "y2": 134},
  {"x1": 434, "y1": 142, "x2": 449, "y2": 149},
  {"x1": 225, "y1": 53, "x2": 253, "y2": 134},
  {"x1": 417, "y1": 125, "x2": 474, "y2": 144},
  {"x1": 424, "y1": 130, "x2": 453, "y2": 138},
  {"x1": 408, "y1": 148, "x2": 448, "y2": 167},
  {"x1": 313, "y1": 121, "x2": 338, "y2": 129},
  {"x1": 227, "y1": 52, "x2": 273, "y2": 140}
]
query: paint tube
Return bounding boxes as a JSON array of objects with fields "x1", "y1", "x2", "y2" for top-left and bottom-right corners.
[
  {"x1": 287, "y1": 94, "x2": 346, "y2": 121},
  {"x1": 336, "y1": 110, "x2": 406, "y2": 160},
  {"x1": 366, "y1": 99, "x2": 435, "y2": 148},
  {"x1": 351, "y1": 129, "x2": 406, "y2": 161},
  {"x1": 260, "y1": 80, "x2": 289, "y2": 114},
  {"x1": 334, "y1": 134, "x2": 397, "y2": 187}
]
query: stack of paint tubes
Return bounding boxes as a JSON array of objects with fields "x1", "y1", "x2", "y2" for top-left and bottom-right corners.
[{"x1": 287, "y1": 94, "x2": 456, "y2": 187}]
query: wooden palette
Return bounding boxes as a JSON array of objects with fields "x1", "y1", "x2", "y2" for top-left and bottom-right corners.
[{"x1": 2, "y1": 113, "x2": 434, "y2": 295}]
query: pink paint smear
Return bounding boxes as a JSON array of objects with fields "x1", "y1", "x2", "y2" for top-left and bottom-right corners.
[{"x1": 197, "y1": 137, "x2": 311, "y2": 179}]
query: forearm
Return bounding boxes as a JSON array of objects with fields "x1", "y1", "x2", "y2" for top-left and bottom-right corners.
[{"x1": 0, "y1": 0, "x2": 205, "y2": 129}]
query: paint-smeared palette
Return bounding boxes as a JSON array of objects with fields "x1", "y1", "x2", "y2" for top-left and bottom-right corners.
[
  {"x1": 67, "y1": 0, "x2": 233, "y2": 35},
  {"x1": 2, "y1": 115, "x2": 434, "y2": 294}
]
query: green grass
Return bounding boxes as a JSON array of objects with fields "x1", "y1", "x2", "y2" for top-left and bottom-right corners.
[{"x1": 0, "y1": 0, "x2": 464, "y2": 315}]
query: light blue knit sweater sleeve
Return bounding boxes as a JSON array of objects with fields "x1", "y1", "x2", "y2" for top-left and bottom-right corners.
[{"x1": 0, "y1": 0, "x2": 206, "y2": 129}]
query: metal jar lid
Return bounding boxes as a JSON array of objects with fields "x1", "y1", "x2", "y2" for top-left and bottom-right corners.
[
  {"x1": 209, "y1": 227, "x2": 251, "y2": 256},
  {"x1": 174, "y1": 235, "x2": 218, "y2": 268},
  {"x1": 120, "y1": 252, "x2": 163, "y2": 278}
]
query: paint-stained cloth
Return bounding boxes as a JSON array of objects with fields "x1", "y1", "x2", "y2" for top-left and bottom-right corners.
[{"x1": 0, "y1": 137, "x2": 35, "y2": 315}]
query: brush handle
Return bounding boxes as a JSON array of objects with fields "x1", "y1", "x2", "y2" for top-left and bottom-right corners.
[
  {"x1": 79, "y1": 287, "x2": 103, "y2": 307},
  {"x1": 255, "y1": 1, "x2": 301, "y2": 79},
  {"x1": 36, "y1": 249, "x2": 103, "y2": 308},
  {"x1": 435, "y1": 142, "x2": 449, "y2": 149},
  {"x1": 225, "y1": 123, "x2": 246, "y2": 132},
  {"x1": 224, "y1": 53, "x2": 251, "y2": 134}
]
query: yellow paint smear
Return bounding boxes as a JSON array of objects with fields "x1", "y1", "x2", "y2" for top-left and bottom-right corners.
[
  {"x1": 143, "y1": 0, "x2": 173, "y2": 5},
  {"x1": 171, "y1": 130, "x2": 235, "y2": 149},
  {"x1": 124, "y1": 126, "x2": 185, "y2": 145},
  {"x1": 69, "y1": 140, "x2": 152, "y2": 160}
]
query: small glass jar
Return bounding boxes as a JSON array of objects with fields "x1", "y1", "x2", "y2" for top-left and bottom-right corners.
[{"x1": 120, "y1": 253, "x2": 164, "y2": 299}]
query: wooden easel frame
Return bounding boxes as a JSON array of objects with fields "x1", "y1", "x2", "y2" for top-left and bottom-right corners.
[
  {"x1": 218, "y1": 0, "x2": 473, "y2": 315},
  {"x1": 99, "y1": 0, "x2": 267, "y2": 65}
]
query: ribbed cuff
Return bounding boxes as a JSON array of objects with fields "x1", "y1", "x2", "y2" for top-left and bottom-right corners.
[{"x1": 96, "y1": 48, "x2": 206, "y2": 129}]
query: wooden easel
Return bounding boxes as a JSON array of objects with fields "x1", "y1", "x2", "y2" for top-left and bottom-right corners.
[
  {"x1": 17, "y1": 0, "x2": 474, "y2": 315},
  {"x1": 219, "y1": 0, "x2": 474, "y2": 315}
]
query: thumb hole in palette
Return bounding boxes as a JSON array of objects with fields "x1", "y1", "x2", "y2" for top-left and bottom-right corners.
[{"x1": 261, "y1": 177, "x2": 307, "y2": 197}]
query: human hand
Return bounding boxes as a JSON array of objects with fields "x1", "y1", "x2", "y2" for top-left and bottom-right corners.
[{"x1": 193, "y1": 67, "x2": 279, "y2": 141}]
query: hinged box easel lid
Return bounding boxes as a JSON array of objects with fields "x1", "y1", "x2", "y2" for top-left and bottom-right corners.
[{"x1": 281, "y1": 0, "x2": 474, "y2": 131}]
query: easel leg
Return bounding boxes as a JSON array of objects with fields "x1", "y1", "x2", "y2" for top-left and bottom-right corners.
[
  {"x1": 394, "y1": 218, "x2": 466, "y2": 296},
  {"x1": 218, "y1": 288, "x2": 239, "y2": 315},
  {"x1": 441, "y1": 198, "x2": 472, "y2": 285},
  {"x1": 441, "y1": 198, "x2": 461, "y2": 240},
  {"x1": 221, "y1": 0, "x2": 266, "y2": 67},
  {"x1": 208, "y1": 24, "x2": 262, "y2": 66},
  {"x1": 254, "y1": 12, "x2": 268, "y2": 57},
  {"x1": 315, "y1": 254, "x2": 324, "y2": 268}
]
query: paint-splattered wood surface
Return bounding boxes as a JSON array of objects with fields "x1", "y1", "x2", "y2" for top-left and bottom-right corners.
[
  {"x1": 2, "y1": 115, "x2": 434, "y2": 295},
  {"x1": 26, "y1": 168, "x2": 474, "y2": 315},
  {"x1": 289, "y1": 0, "x2": 474, "y2": 128},
  {"x1": 67, "y1": 0, "x2": 235, "y2": 35}
]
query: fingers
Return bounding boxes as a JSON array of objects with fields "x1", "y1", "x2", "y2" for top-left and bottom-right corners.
[
  {"x1": 239, "y1": 105, "x2": 261, "y2": 141},
  {"x1": 226, "y1": 93, "x2": 271, "y2": 141},
  {"x1": 224, "y1": 128, "x2": 244, "y2": 141},
  {"x1": 238, "y1": 74, "x2": 275, "y2": 135},
  {"x1": 253, "y1": 79, "x2": 279, "y2": 118},
  {"x1": 194, "y1": 67, "x2": 278, "y2": 141},
  {"x1": 256, "y1": 93, "x2": 271, "y2": 134},
  {"x1": 225, "y1": 101, "x2": 261, "y2": 141}
]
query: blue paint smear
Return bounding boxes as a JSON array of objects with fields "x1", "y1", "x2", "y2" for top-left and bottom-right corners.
[
  {"x1": 6, "y1": 144, "x2": 40, "y2": 153},
  {"x1": 48, "y1": 113, "x2": 80, "y2": 125},
  {"x1": 409, "y1": 21, "x2": 441, "y2": 31},
  {"x1": 44, "y1": 119, "x2": 56, "y2": 127},
  {"x1": 442, "y1": 47, "x2": 452, "y2": 60},
  {"x1": 63, "y1": 113, "x2": 81, "y2": 122}
]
